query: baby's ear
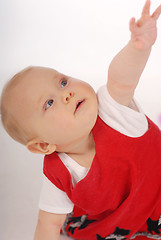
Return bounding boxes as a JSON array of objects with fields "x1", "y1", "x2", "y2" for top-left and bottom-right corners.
[{"x1": 26, "y1": 138, "x2": 56, "y2": 155}]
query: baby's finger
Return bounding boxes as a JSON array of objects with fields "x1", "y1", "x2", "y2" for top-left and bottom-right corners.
[
  {"x1": 141, "y1": 0, "x2": 151, "y2": 17},
  {"x1": 152, "y1": 4, "x2": 161, "y2": 20},
  {"x1": 129, "y1": 17, "x2": 136, "y2": 32}
]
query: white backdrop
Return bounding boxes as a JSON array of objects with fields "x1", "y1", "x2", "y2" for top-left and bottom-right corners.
[{"x1": 0, "y1": 0, "x2": 161, "y2": 239}]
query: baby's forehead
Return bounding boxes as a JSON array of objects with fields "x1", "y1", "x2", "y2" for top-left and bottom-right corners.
[
  {"x1": 4, "y1": 67, "x2": 62, "y2": 103},
  {"x1": 23, "y1": 67, "x2": 61, "y2": 82},
  {"x1": 1, "y1": 66, "x2": 66, "y2": 123},
  {"x1": 15, "y1": 67, "x2": 65, "y2": 91}
]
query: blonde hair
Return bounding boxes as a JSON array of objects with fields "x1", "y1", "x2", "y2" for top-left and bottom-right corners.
[{"x1": 0, "y1": 66, "x2": 35, "y2": 145}]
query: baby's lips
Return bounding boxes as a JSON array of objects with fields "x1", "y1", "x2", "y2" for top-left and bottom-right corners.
[{"x1": 74, "y1": 99, "x2": 85, "y2": 114}]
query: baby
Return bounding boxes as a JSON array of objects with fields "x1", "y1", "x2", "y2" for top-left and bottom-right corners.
[{"x1": 1, "y1": 1, "x2": 161, "y2": 240}]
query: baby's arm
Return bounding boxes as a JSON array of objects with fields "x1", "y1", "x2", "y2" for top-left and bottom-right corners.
[
  {"x1": 34, "y1": 210, "x2": 66, "y2": 240},
  {"x1": 107, "y1": 0, "x2": 161, "y2": 106}
]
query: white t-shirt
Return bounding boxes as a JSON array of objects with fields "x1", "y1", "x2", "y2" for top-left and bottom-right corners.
[{"x1": 39, "y1": 86, "x2": 148, "y2": 214}]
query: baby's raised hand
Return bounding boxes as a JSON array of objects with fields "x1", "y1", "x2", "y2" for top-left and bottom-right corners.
[{"x1": 129, "y1": 0, "x2": 161, "y2": 50}]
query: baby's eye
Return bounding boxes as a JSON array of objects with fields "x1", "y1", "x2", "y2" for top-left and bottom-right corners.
[
  {"x1": 45, "y1": 99, "x2": 54, "y2": 110},
  {"x1": 60, "y1": 79, "x2": 67, "y2": 88}
]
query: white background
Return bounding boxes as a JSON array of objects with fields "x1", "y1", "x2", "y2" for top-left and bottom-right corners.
[{"x1": 0, "y1": 0, "x2": 161, "y2": 239}]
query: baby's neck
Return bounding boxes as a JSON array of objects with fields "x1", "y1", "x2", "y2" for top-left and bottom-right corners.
[
  {"x1": 70, "y1": 132, "x2": 94, "y2": 154},
  {"x1": 67, "y1": 133, "x2": 95, "y2": 168},
  {"x1": 58, "y1": 132, "x2": 95, "y2": 168}
]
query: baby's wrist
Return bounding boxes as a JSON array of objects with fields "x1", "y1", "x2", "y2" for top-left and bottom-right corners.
[{"x1": 129, "y1": 39, "x2": 152, "y2": 53}]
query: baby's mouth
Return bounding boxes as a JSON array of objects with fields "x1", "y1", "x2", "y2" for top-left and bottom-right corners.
[{"x1": 74, "y1": 99, "x2": 85, "y2": 114}]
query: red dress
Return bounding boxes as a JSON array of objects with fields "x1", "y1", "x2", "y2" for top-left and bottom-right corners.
[{"x1": 44, "y1": 116, "x2": 161, "y2": 240}]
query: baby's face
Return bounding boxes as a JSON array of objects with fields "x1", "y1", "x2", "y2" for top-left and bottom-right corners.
[{"x1": 13, "y1": 67, "x2": 98, "y2": 152}]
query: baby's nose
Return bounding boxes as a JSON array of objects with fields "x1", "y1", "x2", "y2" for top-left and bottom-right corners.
[{"x1": 63, "y1": 92, "x2": 74, "y2": 103}]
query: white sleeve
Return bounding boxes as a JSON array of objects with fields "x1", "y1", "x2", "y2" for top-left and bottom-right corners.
[
  {"x1": 39, "y1": 175, "x2": 74, "y2": 214},
  {"x1": 97, "y1": 85, "x2": 148, "y2": 137}
]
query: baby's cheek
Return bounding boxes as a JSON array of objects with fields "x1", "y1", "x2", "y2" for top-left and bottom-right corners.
[{"x1": 60, "y1": 119, "x2": 74, "y2": 130}]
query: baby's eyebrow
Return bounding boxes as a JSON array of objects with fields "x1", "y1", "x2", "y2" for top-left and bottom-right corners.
[
  {"x1": 37, "y1": 94, "x2": 46, "y2": 111},
  {"x1": 51, "y1": 73, "x2": 66, "y2": 83},
  {"x1": 59, "y1": 75, "x2": 68, "y2": 81}
]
